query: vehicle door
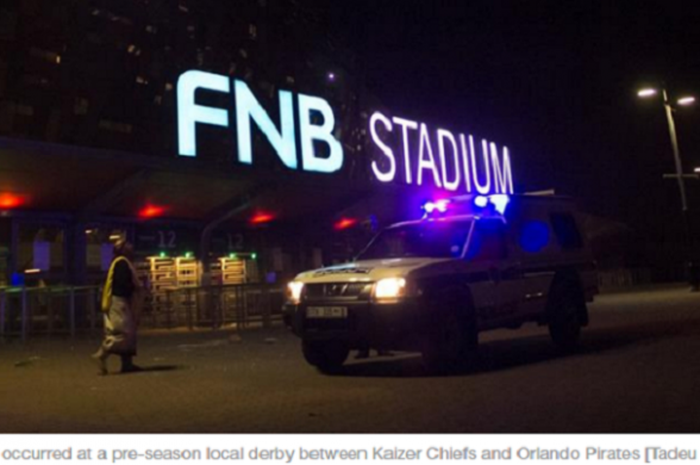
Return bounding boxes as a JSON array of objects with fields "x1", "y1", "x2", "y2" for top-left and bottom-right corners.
[
  {"x1": 515, "y1": 213, "x2": 583, "y2": 317},
  {"x1": 463, "y1": 218, "x2": 521, "y2": 327}
]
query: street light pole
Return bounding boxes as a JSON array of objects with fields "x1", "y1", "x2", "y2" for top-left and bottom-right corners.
[
  {"x1": 662, "y1": 88, "x2": 689, "y2": 214},
  {"x1": 639, "y1": 85, "x2": 698, "y2": 290}
]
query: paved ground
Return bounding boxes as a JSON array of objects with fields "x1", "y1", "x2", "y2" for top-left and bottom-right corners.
[{"x1": 1, "y1": 285, "x2": 699, "y2": 433}]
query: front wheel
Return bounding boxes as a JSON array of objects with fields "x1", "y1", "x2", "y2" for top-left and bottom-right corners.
[
  {"x1": 302, "y1": 340, "x2": 350, "y2": 374},
  {"x1": 548, "y1": 283, "x2": 584, "y2": 351}
]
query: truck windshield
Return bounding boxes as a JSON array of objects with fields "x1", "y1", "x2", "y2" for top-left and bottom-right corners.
[{"x1": 357, "y1": 220, "x2": 472, "y2": 260}]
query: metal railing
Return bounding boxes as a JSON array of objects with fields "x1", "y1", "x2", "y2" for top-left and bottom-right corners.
[
  {"x1": 597, "y1": 266, "x2": 689, "y2": 290},
  {"x1": 152, "y1": 283, "x2": 285, "y2": 330},
  {"x1": 0, "y1": 283, "x2": 286, "y2": 340},
  {"x1": 0, "y1": 285, "x2": 102, "y2": 341}
]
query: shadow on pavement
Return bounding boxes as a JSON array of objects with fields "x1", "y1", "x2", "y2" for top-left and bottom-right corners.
[
  {"x1": 338, "y1": 318, "x2": 700, "y2": 378},
  {"x1": 116, "y1": 364, "x2": 182, "y2": 375}
]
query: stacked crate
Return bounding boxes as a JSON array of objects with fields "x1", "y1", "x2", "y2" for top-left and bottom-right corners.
[
  {"x1": 175, "y1": 257, "x2": 199, "y2": 287},
  {"x1": 218, "y1": 257, "x2": 247, "y2": 285},
  {"x1": 174, "y1": 257, "x2": 199, "y2": 325},
  {"x1": 137, "y1": 257, "x2": 176, "y2": 326},
  {"x1": 213, "y1": 257, "x2": 249, "y2": 326}
]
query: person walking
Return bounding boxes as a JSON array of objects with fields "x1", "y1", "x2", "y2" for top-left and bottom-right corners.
[{"x1": 92, "y1": 239, "x2": 143, "y2": 375}]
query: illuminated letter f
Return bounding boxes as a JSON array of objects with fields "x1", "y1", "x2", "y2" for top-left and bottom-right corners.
[{"x1": 177, "y1": 70, "x2": 230, "y2": 157}]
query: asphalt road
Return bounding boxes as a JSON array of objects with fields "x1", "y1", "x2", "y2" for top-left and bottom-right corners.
[{"x1": 1, "y1": 285, "x2": 699, "y2": 433}]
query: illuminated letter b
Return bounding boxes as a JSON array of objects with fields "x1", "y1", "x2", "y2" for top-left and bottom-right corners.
[{"x1": 298, "y1": 94, "x2": 344, "y2": 173}]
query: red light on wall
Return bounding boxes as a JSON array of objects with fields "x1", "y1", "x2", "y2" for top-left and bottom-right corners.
[
  {"x1": 139, "y1": 205, "x2": 166, "y2": 218},
  {"x1": 250, "y1": 212, "x2": 275, "y2": 225},
  {"x1": 334, "y1": 218, "x2": 358, "y2": 230},
  {"x1": 0, "y1": 193, "x2": 25, "y2": 209}
]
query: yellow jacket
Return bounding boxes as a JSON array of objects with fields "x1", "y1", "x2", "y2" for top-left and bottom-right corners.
[{"x1": 101, "y1": 256, "x2": 140, "y2": 313}]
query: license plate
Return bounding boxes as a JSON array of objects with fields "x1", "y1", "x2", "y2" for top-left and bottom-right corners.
[{"x1": 306, "y1": 306, "x2": 348, "y2": 319}]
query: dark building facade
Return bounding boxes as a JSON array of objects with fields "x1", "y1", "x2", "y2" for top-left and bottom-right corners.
[
  {"x1": 0, "y1": 0, "x2": 366, "y2": 160},
  {"x1": 0, "y1": 0, "x2": 389, "y2": 292}
]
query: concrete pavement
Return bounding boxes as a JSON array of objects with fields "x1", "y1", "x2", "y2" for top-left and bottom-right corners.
[{"x1": 1, "y1": 285, "x2": 699, "y2": 433}]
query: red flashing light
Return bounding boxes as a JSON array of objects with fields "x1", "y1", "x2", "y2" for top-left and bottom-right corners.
[
  {"x1": 250, "y1": 212, "x2": 275, "y2": 225},
  {"x1": 0, "y1": 193, "x2": 25, "y2": 209},
  {"x1": 334, "y1": 218, "x2": 358, "y2": 231},
  {"x1": 139, "y1": 205, "x2": 166, "y2": 219}
]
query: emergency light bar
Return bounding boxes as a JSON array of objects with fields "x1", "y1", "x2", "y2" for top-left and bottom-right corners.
[
  {"x1": 421, "y1": 194, "x2": 511, "y2": 218},
  {"x1": 422, "y1": 199, "x2": 450, "y2": 214}
]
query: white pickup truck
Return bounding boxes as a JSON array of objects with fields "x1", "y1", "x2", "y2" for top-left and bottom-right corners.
[{"x1": 283, "y1": 194, "x2": 598, "y2": 373}]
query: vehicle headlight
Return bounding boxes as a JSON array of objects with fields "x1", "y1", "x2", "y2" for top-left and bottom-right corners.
[
  {"x1": 287, "y1": 281, "x2": 304, "y2": 304},
  {"x1": 374, "y1": 277, "x2": 407, "y2": 300}
]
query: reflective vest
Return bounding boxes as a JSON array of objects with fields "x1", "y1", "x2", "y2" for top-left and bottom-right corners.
[{"x1": 101, "y1": 256, "x2": 134, "y2": 313}]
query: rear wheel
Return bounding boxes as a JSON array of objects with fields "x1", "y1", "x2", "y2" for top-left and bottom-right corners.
[
  {"x1": 548, "y1": 281, "x2": 584, "y2": 351},
  {"x1": 422, "y1": 289, "x2": 477, "y2": 373},
  {"x1": 302, "y1": 340, "x2": 350, "y2": 374}
]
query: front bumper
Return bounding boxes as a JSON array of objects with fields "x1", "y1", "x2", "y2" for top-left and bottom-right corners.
[{"x1": 284, "y1": 298, "x2": 426, "y2": 350}]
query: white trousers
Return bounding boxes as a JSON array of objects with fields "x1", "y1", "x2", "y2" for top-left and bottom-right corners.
[{"x1": 100, "y1": 296, "x2": 137, "y2": 357}]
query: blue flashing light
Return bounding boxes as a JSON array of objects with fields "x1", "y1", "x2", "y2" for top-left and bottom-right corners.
[
  {"x1": 424, "y1": 194, "x2": 511, "y2": 219},
  {"x1": 519, "y1": 221, "x2": 550, "y2": 253}
]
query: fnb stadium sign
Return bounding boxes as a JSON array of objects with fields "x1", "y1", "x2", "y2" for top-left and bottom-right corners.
[
  {"x1": 177, "y1": 70, "x2": 342, "y2": 173},
  {"x1": 176, "y1": 70, "x2": 514, "y2": 194},
  {"x1": 368, "y1": 112, "x2": 513, "y2": 195}
]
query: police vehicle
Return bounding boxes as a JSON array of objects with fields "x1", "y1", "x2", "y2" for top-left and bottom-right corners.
[{"x1": 284, "y1": 194, "x2": 598, "y2": 373}]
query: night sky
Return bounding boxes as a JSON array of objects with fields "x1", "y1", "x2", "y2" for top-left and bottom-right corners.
[{"x1": 317, "y1": 1, "x2": 700, "y2": 241}]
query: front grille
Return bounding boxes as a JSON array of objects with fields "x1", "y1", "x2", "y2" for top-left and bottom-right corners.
[{"x1": 305, "y1": 282, "x2": 372, "y2": 299}]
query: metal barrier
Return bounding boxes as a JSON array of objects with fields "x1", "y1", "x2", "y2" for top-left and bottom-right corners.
[
  {"x1": 597, "y1": 266, "x2": 688, "y2": 290},
  {"x1": 0, "y1": 286, "x2": 101, "y2": 341},
  {"x1": 598, "y1": 268, "x2": 651, "y2": 289},
  {"x1": 0, "y1": 283, "x2": 285, "y2": 340},
  {"x1": 155, "y1": 284, "x2": 285, "y2": 330}
]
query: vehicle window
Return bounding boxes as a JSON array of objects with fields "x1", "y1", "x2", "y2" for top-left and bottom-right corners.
[
  {"x1": 465, "y1": 220, "x2": 508, "y2": 262},
  {"x1": 357, "y1": 220, "x2": 471, "y2": 260},
  {"x1": 550, "y1": 213, "x2": 583, "y2": 249}
]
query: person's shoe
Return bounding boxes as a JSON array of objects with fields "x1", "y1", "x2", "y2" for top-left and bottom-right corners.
[
  {"x1": 120, "y1": 364, "x2": 144, "y2": 374},
  {"x1": 91, "y1": 352, "x2": 108, "y2": 376}
]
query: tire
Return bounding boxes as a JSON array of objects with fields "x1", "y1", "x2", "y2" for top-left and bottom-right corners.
[
  {"x1": 548, "y1": 281, "x2": 584, "y2": 351},
  {"x1": 302, "y1": 340, "x2": 350, "y2": 374},
  {"x1": 422, "y1": 288, "x2": 477, "y2": 373}
]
